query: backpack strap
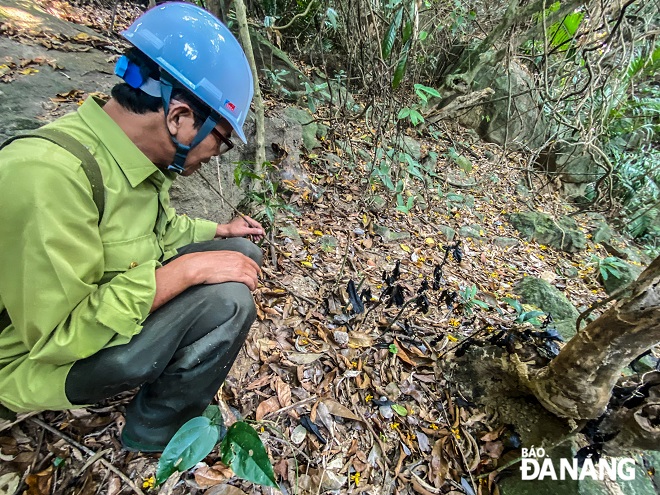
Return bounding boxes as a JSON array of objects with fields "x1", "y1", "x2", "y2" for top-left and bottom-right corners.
[{"x1": 0, "y1": 128, "x2": 105, "y2": 222}]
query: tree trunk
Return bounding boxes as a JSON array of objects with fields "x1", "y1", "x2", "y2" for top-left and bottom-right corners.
[
  {"x1": 234, "y1": 0, "x2": 266, "y2": 175},
  {"x1": 531, "y1": 256, "x2": 660, "y2": 420}
]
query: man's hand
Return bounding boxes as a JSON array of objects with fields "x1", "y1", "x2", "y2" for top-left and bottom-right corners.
[
  {"x1": 151, "y1": 250, "x2": 261, "y2": 312},
  {"x1": 216, "y1": 215, "x2": 264, "y2": 242},
  {"x1": 187, "y1": 251, "x2": 261, "y2": 290}
]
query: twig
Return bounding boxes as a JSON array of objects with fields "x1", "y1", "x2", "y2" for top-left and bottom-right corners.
[
  {"x1": 272, "y1": 0, "x2": 318, "y2": 31},
  {"x1": 262, "y1": 395, "x2": 318, "y2": 419},
  {"x1": 28, "y1": 418, "x2": 146, "y2": 495},
  {"x1": 0, "y1": 411, "x2": 39, "y2": 433},
  {"x1": 199, "y1": 170, "x2": 249, "y2": 222}
]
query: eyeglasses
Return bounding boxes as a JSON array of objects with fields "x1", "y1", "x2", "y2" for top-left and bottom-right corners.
[{"x1": 210, "y1": 127, "x2": 234, "y2": 155}]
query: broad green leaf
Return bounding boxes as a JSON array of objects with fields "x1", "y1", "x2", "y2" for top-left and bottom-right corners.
[
  {"x1": 220, "y1": 422, "x2": 278, "y2": 488},
  {"x1": 397, "y1": 107, "x2": 411, "y2": 119},
  {"x1": 548, "y1": 12, "x2": 583, "y2": 49},
  {"x1": 392, "y1": 39, "x2": 411, "y2": 89},
  {"x1": 156, "y1": 416, "x2": 220, "y2": 485},
  {"x1": 504, "y1": 297, "x2": 522, "y2": 314},
  {"x1": 325, "y1": 7, "x2": 338, "y2": 30},
  {"x1": 419, "y1": 30, "x2": 428, "y2": 41},
  {"x1": 203, "y1": 405, "x2": 228, "y2": 441},
  {"x1": 414, "y1": 84, "x2": 441, "y2": 99},
  {"x1": 402, "y1": 21, "x2": 413, "y2": 44},
  {"x1": 382, "y1": 7, "x2": 403, "y2": 59},
  {"x1": 473, "y1": 299, "x2": 489, "y2": 310},
  {"x1": 389, "y1": 343, "x2": 398, "y2": 354},
  {"x1": 410, "y1": 109, "x2": 424, "y2": 126},
  {"x1": 520, "y1": 310, "x2": 545, "y2": 322},
  {"x1": 391, "y1": 404, "x2": 408, "y2": 416}
]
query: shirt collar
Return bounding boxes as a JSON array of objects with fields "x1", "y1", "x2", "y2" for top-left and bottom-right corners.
[{"x1": 78, "y1": 97, "x2": 164, "y2": 188}]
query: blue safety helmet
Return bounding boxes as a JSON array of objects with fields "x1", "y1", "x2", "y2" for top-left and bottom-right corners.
[{"x1": 117, "y1": 2, "x2": 254, "y2": 173}]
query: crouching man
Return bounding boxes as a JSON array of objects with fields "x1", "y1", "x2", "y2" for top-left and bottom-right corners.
[{"x1": 0, "y1": 2, "x2": 262, "y2": 452}]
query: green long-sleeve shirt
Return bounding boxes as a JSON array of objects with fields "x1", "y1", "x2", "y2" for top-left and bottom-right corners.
[{"x1": 0, "y1": 97, "x2": 218, "y2": 412}]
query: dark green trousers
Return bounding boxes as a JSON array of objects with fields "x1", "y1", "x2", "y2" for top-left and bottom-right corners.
[{"x1": 65, "y1": 238, "x2": 262, "y2": 449}]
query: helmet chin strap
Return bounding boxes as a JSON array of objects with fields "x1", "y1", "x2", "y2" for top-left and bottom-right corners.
[{"x1": 160, "y1": 75, "x2": 218, "y2": 174}]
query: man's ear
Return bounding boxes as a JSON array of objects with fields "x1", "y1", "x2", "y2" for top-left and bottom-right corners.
[{"x1": 165, "y1": 102, "x2": 195, "y2": 137}]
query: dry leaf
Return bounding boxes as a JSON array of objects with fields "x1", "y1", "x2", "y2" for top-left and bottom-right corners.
[
  {"x1": 194, "y1": 463, "x2": 233, "y2": 488},
  {"x1": 394, "y1": 340, "x2": 416, "y2": 367},
  {"x1": 273, "y1": 376, "x2": 292, "y2": 408},
  {"x1": 204, "y1": 485, "x2": 247, "y2": 495},
  {"x1": 286, "y1": 352, "x2": 323, "y2": 365},
  {"x1": 25, "y1": 466, "x2": 52, "y2": 495},
  {"x1": 321, "y1": 399, "x2": 362, "y2": 422},
  {"x1": 255, "y1": 396, "x2": 280, "y2": 421},
  {"x1": 348, "y1": 331, "x2": 374, "y2": 348}
]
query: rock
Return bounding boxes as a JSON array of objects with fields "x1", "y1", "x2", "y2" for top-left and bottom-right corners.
[
  {"x1": 514, "y1": 276, "x2": 579, "y2": 340},
  {"x1": 283, "y1": 107, "x2": 319, "y2": 150},
  {"x1": 601, "y1": 258, "x2": 643, "y2": 295},
  {"x1": 493, "y1": 236, "x2": 520, "y2": 248},
  {"x1": 374, "y1": 225, "x2": 411, "y2": 243},
  {"x1": 368, "y1": 195, "x2": 387, "y2": 213},
  {"x1": 507, "y1": 212, "x2": 587, "y2": 253},
  {"x1": 586, "y1": 213, "x2": 614, "y2": 244},
  {"x1": 437, "y1": 225, "x2": 456, "y2": 242},
  {"x1": 279, "y1": 225, "x2": 303, "y2": 245},
  {"x1": 458, "y1": 63, "x2": 548, "y2": 151},
  {"x1": 459, "y1": 225, "x2": 484, "y2": 240},
  {"x1": 400, "y1": 135, "x2": 422, "y2": 161},
  {"x1": 332, "y1": 330, "x2": 349, "y2": 346}
]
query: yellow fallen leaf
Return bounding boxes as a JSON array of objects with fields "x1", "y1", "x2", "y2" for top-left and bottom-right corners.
[
  {"x1": 313, "y1": 230, "x2": 323, "y2": 236},
  {"x1": 425, "y1": 237, "x2": 435, "y2": 246},
  {"x1": 301, "y1": 261, "x2": 313, "y2": 268},
  {"x1": 447, "y1": 335, "x2": 458, "y2": 342},
  {"x1": 400, "y1": 244, "x2": 411, "y2": 253},
  {"x1": 19, "y1": 68, "x2": 39, "y2": 75}
]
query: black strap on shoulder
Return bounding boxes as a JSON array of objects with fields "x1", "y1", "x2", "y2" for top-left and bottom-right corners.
[{"x1": 0, "y1": 128, "x2": 105, "y2": 222}]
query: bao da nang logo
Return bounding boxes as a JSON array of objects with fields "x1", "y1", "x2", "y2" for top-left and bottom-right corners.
[{"x1": 520, "y1": 447, "x2": 636, "y2": 481}]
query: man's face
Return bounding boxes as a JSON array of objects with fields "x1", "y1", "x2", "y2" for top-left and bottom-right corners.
[
  {"x1": 180, "y1": 118, "x2": 234, "y2": 176},
  {"x1": 167, "y1": 101, "x2": 235, "y2": 176}
]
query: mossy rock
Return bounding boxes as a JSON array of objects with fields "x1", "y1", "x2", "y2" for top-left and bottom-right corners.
[
  {"x1": 514, "y1": 277, "x2": 579, "y2": 340},
  {"x1": 507, "y1": 212, "x2": 587, "y2": 253},
  {"x1": 601, "y1": 259, "x2": 643, "y2": 295}
]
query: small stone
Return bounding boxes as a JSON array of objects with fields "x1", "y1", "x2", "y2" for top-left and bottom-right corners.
[
  {"x1": 374, "y1": 225, "x2": 411, "y2": 243},
  {"x1": 493, "y1": 236, "x2": 519, "y2": 248},
  {"x1": 332, "y1": 330, "x2": 349, "y2": 346},
  {"x1": 291, "y1": 425, "x2": 307, "y2": 445}
]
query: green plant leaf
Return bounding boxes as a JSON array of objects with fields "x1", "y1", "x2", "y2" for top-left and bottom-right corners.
[
  {"x1": 392, "y1": 39, "x2": 412, "y2": 89},
  {"x1": 504, "y1": 297, "x2": 522, "y2": 314},
  {"x1": 203, "y1": 405, "x2": 228, "y2": 441},
  {"x1": 156, "y1": 416, "x2": 220, "y2": 485},
  {"x1": 391, "y1": 404, "x2": 408, "y2": 416},
  {"x1": 382, "y1": 7, "x2": 403, "y2": 59},
  {"x1": 402, "y1": 20, "x2": 413, "y2": 44},
  {"x1": 409, "y1": 109, "x2": 424, "y2": 126},
  {"x1": 520, "y1": 310, "x2": 545, "y2": 323},
  {"x1": 389, "y1": 343, "x2": 398, "y2": 354},
  {"x1": 473, "y1": 299, "x2": 489, "y2": 310},
  {"x1": 397, "y1": 107, "x2": 411, "y2": 120},
  {"x1": 220, "y1": 422, "x2": 278, "y2": 488},
  {"x1": 325, "y1": 7, "x2": 338, "y2": 30}
]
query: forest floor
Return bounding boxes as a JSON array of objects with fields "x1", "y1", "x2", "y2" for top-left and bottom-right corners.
[{"x1": 0, "y1": 2, "x2": 657, "y2": 495}]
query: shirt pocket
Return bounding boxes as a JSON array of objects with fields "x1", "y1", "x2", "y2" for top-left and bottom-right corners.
[{"x1": 102, "y1": 234, "x2": 162, "y2": 282}]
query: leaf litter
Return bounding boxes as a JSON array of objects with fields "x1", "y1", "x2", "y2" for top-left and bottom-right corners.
[{"x1": 0, "y1": 1, "x2": 650, "y2": 494}]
